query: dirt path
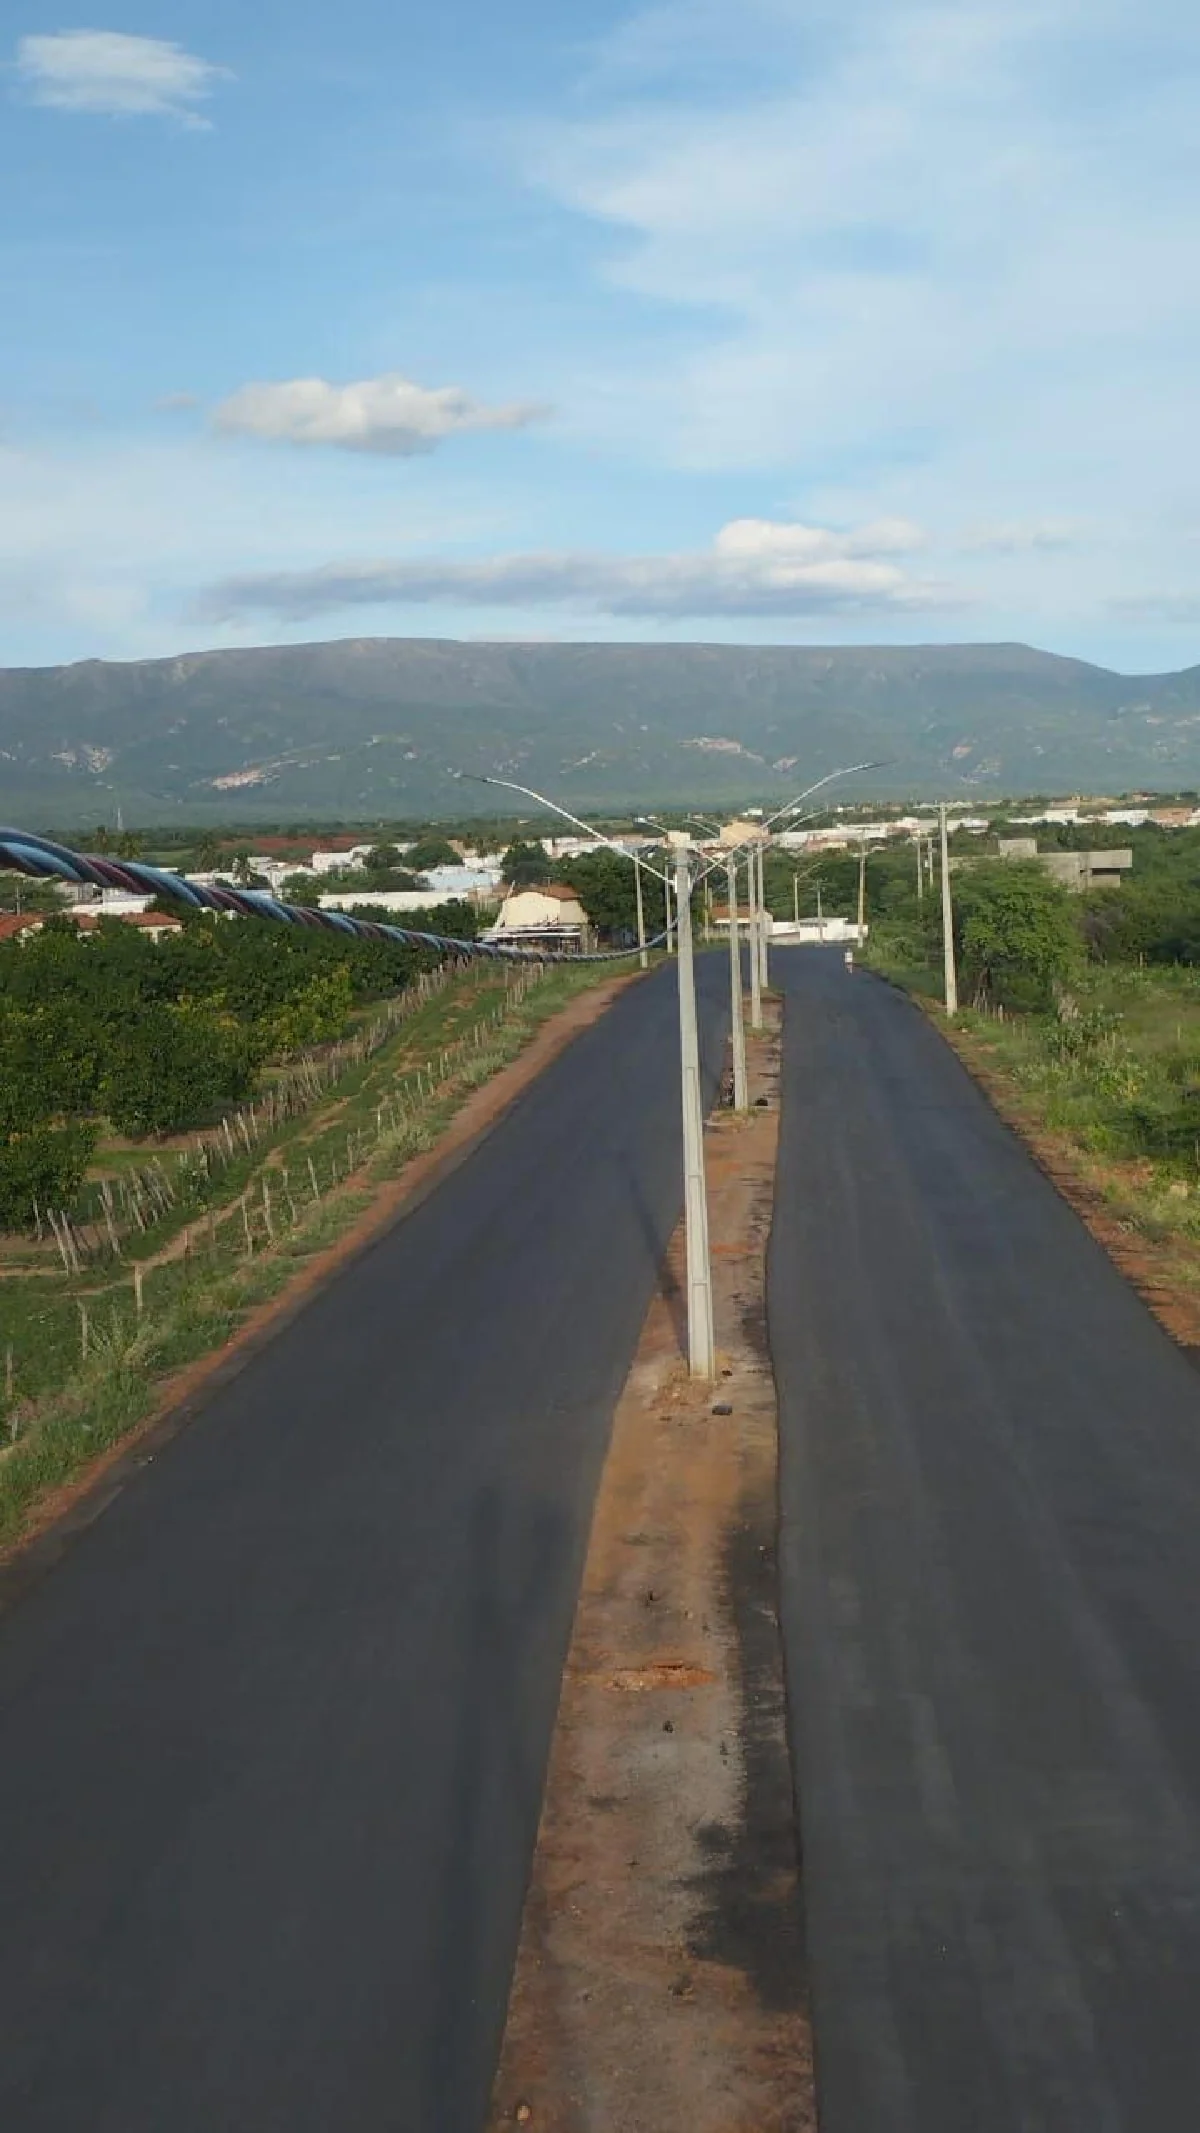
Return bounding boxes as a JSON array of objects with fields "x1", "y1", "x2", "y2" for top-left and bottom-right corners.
[{"x1": 488, "y1": 1004, "x2": 813, "y2": 2133}]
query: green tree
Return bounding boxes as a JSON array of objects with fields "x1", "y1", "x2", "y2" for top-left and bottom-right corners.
[
  {"x1": 360, "y1": 844, "x2": 419, "y2": 890},
  {"x1": 955, "y1": 863, "x2": 1080, "y2": 1011},
  {"x1": 279, "y1": 872, "x2": 322, "y2": 905},
  {"x1": 559, "y1": 851, "x2": 666, "y2": 941},
  {"x1": 263, "y1": 967, "x2": 355, "y2": 1057},
  {"x1": 0, "y1": 876, "x2": 61, "y2": 916},
  {"x1": 502, "y1": 839, "x2": 552, "y2": 886},
  {"x1": 0, "y1": 1123, "x2": 96, "y2": 1231},
  {"x1": 407, "y1": 836, "x2": 462, "y2": 872},
  {"x1": 346, "y1": 898, "x2": 481, "y2": 942},
  {"x1": 101, "y1": 1005, "x2": 257, "y2": 1137}
]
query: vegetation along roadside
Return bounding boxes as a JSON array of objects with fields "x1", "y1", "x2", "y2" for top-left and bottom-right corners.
[
  {"x1": 0, "y1": 949, "x2": 629, "y2": 1553},
  {"x1": 863, "y1": 843, "x2": 1200, "y2": 1354}
]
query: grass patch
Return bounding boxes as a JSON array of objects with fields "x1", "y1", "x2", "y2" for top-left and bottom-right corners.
[{"x1": 946, "y1": 967, "x2": 1200, "y2": 1248}]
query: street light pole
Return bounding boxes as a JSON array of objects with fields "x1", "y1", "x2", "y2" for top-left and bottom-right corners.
[
  {"x1": 939, "y1": 802, "x2": 959, "y2": 1015},
  {"x1": 756, "y1": 840, "x2": 770, "y2": 993},
  {"x1": 727, "y1": 855, "x2": 749, "y2": 1113},
  {"x1": 633, "y1": 853, "x2": 648, "y2": 970},
  {"x1": 857, "y1": 836, "x2": 868, "y2": 947},
  {"x1": 748, "y1": 851, "x2": 763, "y2": 1031},
  {"x1": 637, "y1": 815, "x2": 678, "y2": 955},
  {"x1": 452, "y1": 769, "x2": 714, "y2": 1378},
  {"x1": 674, "y1": 841, "x2": 716, "y2": 1378}
]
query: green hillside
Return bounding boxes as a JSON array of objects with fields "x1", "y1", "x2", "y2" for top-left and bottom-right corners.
[{"x1": 2, "y1": 635, "x2": 1200, "y2": 824}]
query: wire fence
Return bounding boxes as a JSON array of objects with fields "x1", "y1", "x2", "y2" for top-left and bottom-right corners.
[{"x1": 28, "y1": 962, "x2": 541, "y2": 1272}]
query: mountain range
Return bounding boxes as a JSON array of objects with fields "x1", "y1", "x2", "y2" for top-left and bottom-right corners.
[{"x1": 3, "y1": 635, "x2": 1200, "y2": 825}]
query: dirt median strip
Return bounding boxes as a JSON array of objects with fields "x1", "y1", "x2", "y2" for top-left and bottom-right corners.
[
  {"x1": 488, "y1": 1001, "x2": 814, "y2": 2133},
  {"x1": 0, "y1": 965, "x2": 642, "y2": 1596}
]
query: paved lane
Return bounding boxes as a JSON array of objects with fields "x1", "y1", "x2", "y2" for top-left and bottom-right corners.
[
  {"x1": 0, "y1": 960, "x2": 726, "y2": 2133},
  {"x1": 770, "y1": 950, "x2": 1200, "y2": 2133}
]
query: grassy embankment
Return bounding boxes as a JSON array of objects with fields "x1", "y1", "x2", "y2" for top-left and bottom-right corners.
[{"x1": 0, "y1": 956, "x2": 621, "y2": 1547}]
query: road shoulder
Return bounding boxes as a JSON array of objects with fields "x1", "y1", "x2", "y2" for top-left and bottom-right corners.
[{"x1": 933, "y1": 1003, "x2": 1200, "y2": 1359}]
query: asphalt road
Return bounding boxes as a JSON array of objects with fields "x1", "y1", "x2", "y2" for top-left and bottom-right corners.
[
  {"x1": 0, "y1": 957, "x2": 726, "y2": 2133},
  {"x1": 770, "y1": 949, "x2": 1200, "y2": 2133}
]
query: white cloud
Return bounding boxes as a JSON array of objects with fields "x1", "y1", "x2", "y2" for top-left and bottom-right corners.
[
  {"x1": 716, "y1": 516, "x2": 926, "y2": 561},
  {"x1": 212, "y1": 373, "x2": 549, "y2": 456},
  {"x1": 195, "y1": 517, "x2": 953, "y2": 622},
  {"x1": 520, "y1": 0, "x2": 1200, "y2": 528},
  {"x1": 154, "y1": 392, "x2": 200, "y2": 412},
  {"x1": 15, "y1": 30, "x2": 230, "y2": 128}
]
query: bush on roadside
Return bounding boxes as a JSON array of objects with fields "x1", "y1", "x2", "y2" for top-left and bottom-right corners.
[
  {"x1": 0, "y1": 1123, "x2": 97, "y2": 1229},
  {"x1": 955, "y1": 862, "x2": 1080, "y2": 1012},
  {"x1": 100, "y1": 1006, "x2": 257, "y2": 1137}
]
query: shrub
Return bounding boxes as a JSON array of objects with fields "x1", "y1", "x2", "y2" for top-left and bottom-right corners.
[
  {"x1": 0, "y1": 1123, "x2": 97, "y2": 1230},
  {"x1": 956, "y1": 863, "x2": 1080, "y2": 1012}
]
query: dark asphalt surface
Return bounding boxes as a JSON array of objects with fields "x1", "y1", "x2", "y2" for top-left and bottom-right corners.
[
  {"x1": 770, "y1": 950, "x2": 1200, "y2": 2133},
  {"x1": 0, "y1": 958, "x2": 726, "y2": 2133}
]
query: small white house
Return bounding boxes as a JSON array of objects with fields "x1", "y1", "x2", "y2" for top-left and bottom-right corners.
[
  {"x1": 310, "y1": 845, "x2": 374, "y2": 875},
  {"x1": 488, "y1": 884, "x2": 592, "y2": 951}
]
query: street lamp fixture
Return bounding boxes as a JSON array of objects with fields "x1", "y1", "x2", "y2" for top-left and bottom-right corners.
[{"x1": 452, "y1": 770, "x2": 674, "y2": 970}]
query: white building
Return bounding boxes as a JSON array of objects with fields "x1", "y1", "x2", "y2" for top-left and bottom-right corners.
[
  {"x1": 418, "y1": 865, "x2": 503, "y2": 899},
  {"x1": 68, "y1": 888, "x2": 156, "y2": 915},
  {"x1": 487, "y1": 884, "x2": 592, "y2": 950},
  {"x1": 771, "y1": 916, "x2": 863, "y2": 945},
  {"x1": 319, "y1": 889, "x2": 469, "y2": 914},
  {"x1": 310, "y1": 845, "x2": 375, "y2": 875}
]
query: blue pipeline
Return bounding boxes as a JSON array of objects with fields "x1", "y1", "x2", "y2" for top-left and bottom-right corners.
[{"x1": 0, "y1": 830, "x2": 662, "y2": 965}]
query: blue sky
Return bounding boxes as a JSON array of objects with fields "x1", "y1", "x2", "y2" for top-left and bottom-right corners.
[{"x1": 4, "y1": 0, "x2": 1200, "y2": 671}]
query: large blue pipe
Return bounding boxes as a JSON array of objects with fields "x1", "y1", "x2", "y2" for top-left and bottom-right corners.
[{"x1": 0, "y1": 830, "x2": 657, "y2": 964}]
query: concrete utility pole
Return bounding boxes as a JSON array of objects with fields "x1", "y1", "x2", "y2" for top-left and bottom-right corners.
[
  {"x1": 673, "y1": 841, "x2": 716, "y2": 1377},
  {"x1": 748, "y1": 851, "x2": 763, "y2": 1031},
  {"x1": 817, "y1": 883, "x2": 824, "y2": 940},
  {"x1": 726, "y1": 855, "x2": 749, "y2": 1113},
  {"x1": 939, "y1": 802, "x2": 959, "y2": 1015},
  {"x1": 755, "y1": 841, "x2": 770, "y2": 993},
  {"x1": 916, "y1": 833, "x2": 924, "y2": 904},
  {"x1": 793, "y1": 871, "x2": 800, "y2": 927},
  {"x1": 857, "y1": 837, "x2": 868, "y2": 947},
  {"x1": 665, "y1": 873, "x2": 675, "y2": 955},
  {"x1": 633, "y1": 854, "x2": 648, "y2": 970}
]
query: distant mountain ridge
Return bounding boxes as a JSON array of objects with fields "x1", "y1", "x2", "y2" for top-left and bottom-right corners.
[{"x1": 2, "y1": 635, "x2": 1200, "y2": 824}]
